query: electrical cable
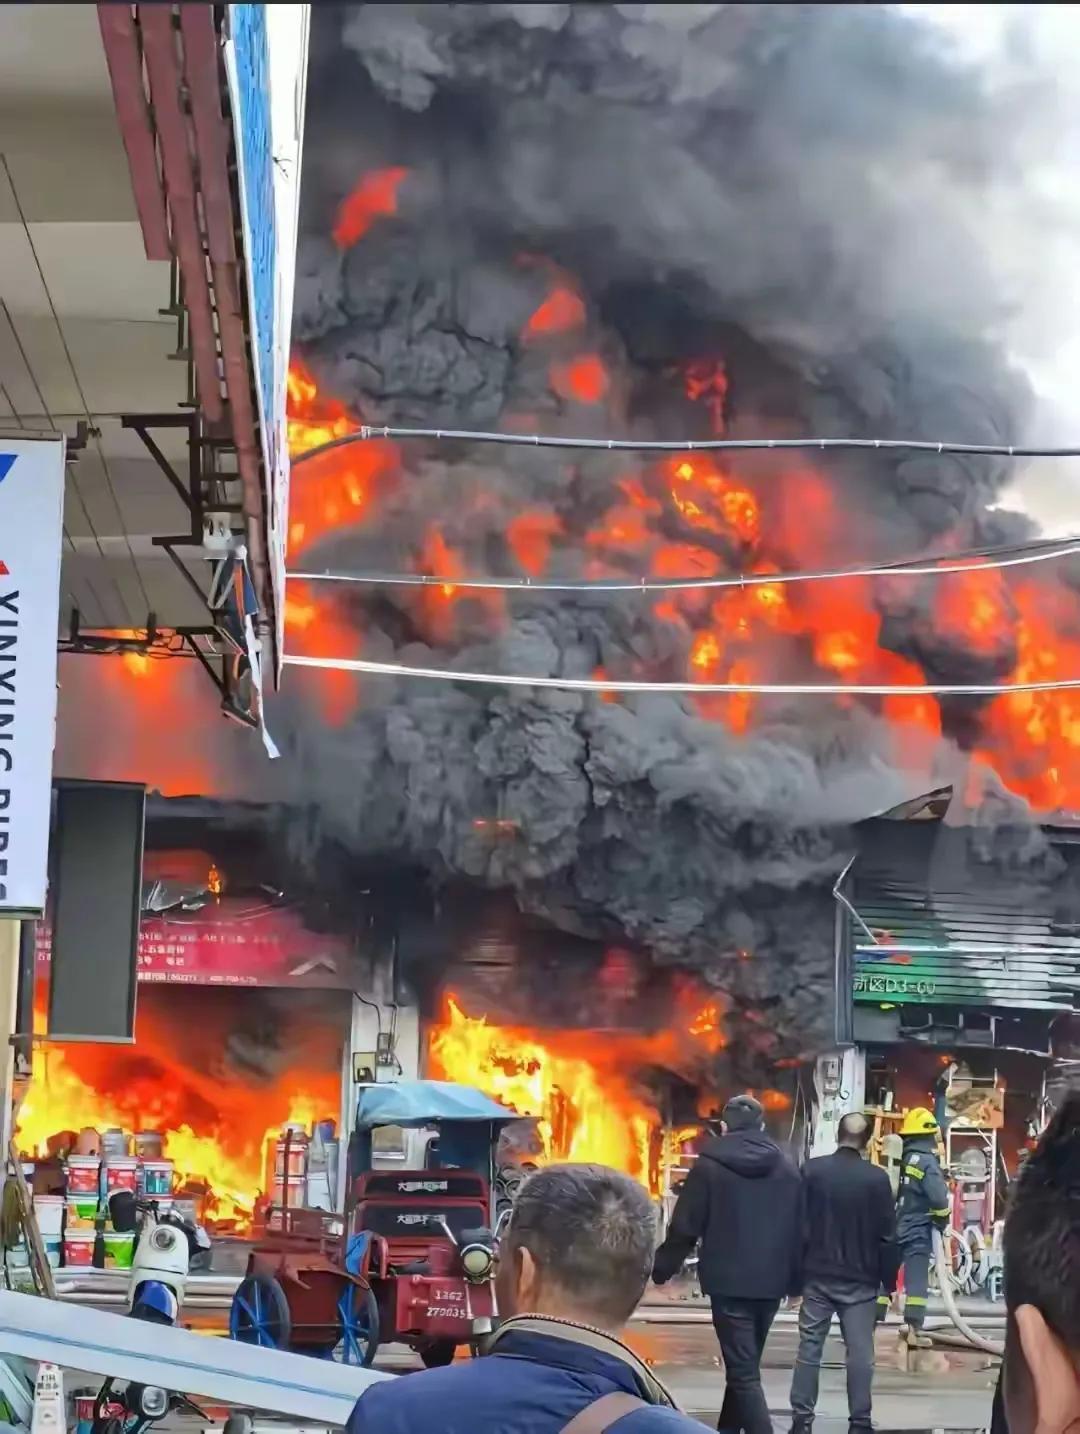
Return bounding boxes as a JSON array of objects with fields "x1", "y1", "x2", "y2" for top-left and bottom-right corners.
[
  {"x1": 282, "y1": 651, "x2": 1080, "y2": 697},
  {"x1": 291, "y1": 424, "x2": 1080, "y2": 465},
  {"x1": 287, "y1": 535, "x2": 1080, "y2": 595}
]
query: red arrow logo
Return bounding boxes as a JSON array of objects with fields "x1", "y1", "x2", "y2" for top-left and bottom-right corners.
[{"x1": 0, "y1": 562, "x2": 7, "y2": 576}]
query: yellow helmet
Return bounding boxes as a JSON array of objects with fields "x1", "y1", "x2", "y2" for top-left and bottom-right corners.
[{"x1": 900, "y1": 1106, "x2": 939, "y2": 1137}]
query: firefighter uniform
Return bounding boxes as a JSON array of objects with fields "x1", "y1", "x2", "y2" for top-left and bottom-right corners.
[{"x1": 895, "y1": 1108, "x2": 950, "y2": 1332}]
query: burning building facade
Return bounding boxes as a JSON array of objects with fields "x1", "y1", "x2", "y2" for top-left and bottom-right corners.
[
  {"x1": 277, "y1": 0, "x2": 1080, "y2": 1104},
  {"x1": 36, "y1": 7, "x2": 1080, "y2": 1208}
]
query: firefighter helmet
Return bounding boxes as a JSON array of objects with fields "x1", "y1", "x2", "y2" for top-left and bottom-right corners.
[{"x1": 900, "y1": 1106, "x2": 939, "y2": 1137}]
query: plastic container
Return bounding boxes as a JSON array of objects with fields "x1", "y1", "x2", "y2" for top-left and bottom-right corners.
[
  {"x1": 104, "y1": 1158, "x2": 139, "y2": 1194},
  {"x1": 66, "y1": 1196, "x2": 98, "y2": 1230},
  {"x1": 140, "y1": 1160, "x2": 173, "y2": 1197},
  {"x1": 102, "y1": 1231, "x2": 135, "y2": 1270},
  {"x1": 63, "y1": 1231, "x2": 95, "y2": 1267},
  {"x1": 271, "y1": 1174, "x2": 305, "y2": 1209},
  {"x1": 33, "y1": 1195, "x2": 64, "y2": 1237},
  {"x1": 275, "y1": 1126, "x2": 309, "y2": 1179},
  {"x1": 42, "y1": 1236, "x2": 61, "y2": 1269},
  {"x1": 134, "y1": 1131, "x2": 163, "y2": 1161},
  {"x1": 65, "y1": 1156, "x2": 100, "y2": 1195},
  {"x1": 101, "y1": 1129, "x2": 129, "y2": 1161}
]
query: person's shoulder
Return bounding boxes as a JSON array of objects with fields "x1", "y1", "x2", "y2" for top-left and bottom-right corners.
[
  {"x1": 349, "y1": 1363, "x2": 484, "y2": 1427},
  {"x1": 613, "y1": 1407, "x2": 703, "y2": 1430}
]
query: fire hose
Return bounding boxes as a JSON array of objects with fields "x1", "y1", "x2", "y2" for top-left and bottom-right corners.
[{"x1": 932, "y1": 1229, "x2": 1003, "y2": 1356}]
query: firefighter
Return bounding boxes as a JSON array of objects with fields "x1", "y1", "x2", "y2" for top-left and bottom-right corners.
[{"x1": 895, "y1": 1107, "x2": 951, "y2": 1342}]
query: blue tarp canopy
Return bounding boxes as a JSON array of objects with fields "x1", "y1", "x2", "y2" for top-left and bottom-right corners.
[{"x1": 356, "y1": 1080, "x2": 513, "y2": 1130}]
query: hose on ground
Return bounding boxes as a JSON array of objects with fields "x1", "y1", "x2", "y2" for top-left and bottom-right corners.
[{"x1": 932, "y1": 1229, "x2": 1003, "y2": 1356}]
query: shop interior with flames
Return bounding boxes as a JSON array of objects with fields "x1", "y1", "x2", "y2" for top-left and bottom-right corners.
[{"x1": 16, "y1": 798, "x2": 816, "y2": 1270}]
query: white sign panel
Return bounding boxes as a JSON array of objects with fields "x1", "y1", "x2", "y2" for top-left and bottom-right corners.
[{"x1": 0, "y1": 437, "x2": 66, "y2": 913}]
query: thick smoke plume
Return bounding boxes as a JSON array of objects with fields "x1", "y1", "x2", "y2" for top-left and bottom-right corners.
[{"x1": 280, "y1": 4, "x2": 1077, "y2": 1063}]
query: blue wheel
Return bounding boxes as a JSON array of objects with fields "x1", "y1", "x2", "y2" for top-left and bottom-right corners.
[
  {"x1": 230, "y1": 1274, "x2": 291, "y2": 1349},
  {"x1": 333, "y1": 1282, "x2": 379, "y2": 1366}
]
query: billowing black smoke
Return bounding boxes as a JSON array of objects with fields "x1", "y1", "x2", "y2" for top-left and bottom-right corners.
[{"x1": 280, "y1": 4, "x2": 1059, "y2": 1064}]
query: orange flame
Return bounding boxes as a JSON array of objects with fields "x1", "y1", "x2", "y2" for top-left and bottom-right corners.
[
  {"x1": 332, "y1": 166, "x2": 410, "y2": 249},
  {"x1": 524, "y1": 287, "x2": 586, "y2": 340},
  {"x1": 550, "y1": 354, "x2": 609, "y2": 404},
  {"x1": 507, "y1": 509, "x2": 564, "y2": 576},
  {"x1": 18, "y1": 994, "x2": 341, "y2": 1231},
  {"x1": 428, "y1": 988, "x2": 731, "y2": 1192}
]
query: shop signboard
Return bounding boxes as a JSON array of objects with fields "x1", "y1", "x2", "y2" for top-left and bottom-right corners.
[
  {"x1": 36, "y1": 903, "x2": 360, "y2": 989},
  {"x1": 224, "y1": 4, "x2": 309, "y2": 678},
  {"x1": 0, "y1": 437, "x2": 66, "y2": 914}
]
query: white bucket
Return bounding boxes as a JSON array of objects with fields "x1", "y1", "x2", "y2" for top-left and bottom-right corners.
[{"x1": 33, "y1": 1196, "x2": 64, "y2": 1237}]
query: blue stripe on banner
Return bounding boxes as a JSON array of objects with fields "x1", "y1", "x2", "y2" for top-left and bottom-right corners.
[{"x1": 0, "y1": 455, "x2": 15, "y2": 483}]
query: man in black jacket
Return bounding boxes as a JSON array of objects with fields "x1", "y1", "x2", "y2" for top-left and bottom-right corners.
[
  {"x1": 789, "y1": 1112, "x2": 898, "y2": 1433},
  {"x1": 653, "y1": 1094, "x2": 802, "y2": 1434}
]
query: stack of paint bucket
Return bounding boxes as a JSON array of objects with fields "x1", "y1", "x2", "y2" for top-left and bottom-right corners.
[
  {"x1": 62, "y1": 1156, "x2": 99, "y2": 1268},
  {"x1": 101, "y1": 1143, "x2": 138, "y2": 1271}
]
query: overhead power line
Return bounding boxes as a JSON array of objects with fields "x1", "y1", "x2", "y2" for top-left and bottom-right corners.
[
  {"x1": 287, "y1": 536, "x2": 1080, "y2": 595},
  {"x1": 291, "y1": 425, "x2": 1080, "y2": 466},
  {"x1": 282, "y1": 651, "x2": 1080, "y2": 698}
]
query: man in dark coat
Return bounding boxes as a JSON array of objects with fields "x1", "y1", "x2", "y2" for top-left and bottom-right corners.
[
  {"x1": 789, "y1": 1111, "x2": 898, "y2": 1433},
  {"x1": 653, "y1": 1094, "x2": 803, "y2": 1434},
  {"x1": 348, "y1": 1163, "x2": 700, "y2": 1433}
]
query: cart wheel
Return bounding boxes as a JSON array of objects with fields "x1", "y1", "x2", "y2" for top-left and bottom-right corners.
[
  {"x1": 333, "y1": 1282, "x2": 380, "y2": 1367},
  {"x1": 230, "y1": 1274, "x2": 292, "y2": 1349},
  {"x1": 419, "y1": 1340, "x2": 457, "y2": 1369}
]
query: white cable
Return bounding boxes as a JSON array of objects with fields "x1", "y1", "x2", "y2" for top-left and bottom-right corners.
[
  {"x1": 282, "y1": 652, "x2": 1080, "y2": 697},
  {"x1": 286, "y1": 538, "x2": 1080, "y2": 595}
]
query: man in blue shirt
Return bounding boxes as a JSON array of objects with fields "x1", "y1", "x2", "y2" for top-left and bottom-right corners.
[{"x1": 348, "y1": 1163, "x2": 699, "y2": 1433}]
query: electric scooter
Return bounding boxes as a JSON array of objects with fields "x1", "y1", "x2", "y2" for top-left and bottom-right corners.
[{"x1": 90, "y1": 1192, "x2": 213, "y2": 1434}]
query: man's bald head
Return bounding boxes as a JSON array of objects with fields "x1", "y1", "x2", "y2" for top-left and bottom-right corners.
[{"x1": 837, "y1": 1112, "x2": 872, "y2": 1150}]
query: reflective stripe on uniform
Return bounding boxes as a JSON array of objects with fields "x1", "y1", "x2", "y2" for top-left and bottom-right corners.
[
  {"x1": 904, "y1": 1165, "x2": 925, "y2": 1180},
  {"x1": 905, "y1": 1296, "x2": 928, "y2": 1306},
  {"x1": 930, "y1": 1207, "x2": 950, "y2": 1217},
  {"x1": 876, "y1": 1295, "x2": 890, "y2": 1306}
]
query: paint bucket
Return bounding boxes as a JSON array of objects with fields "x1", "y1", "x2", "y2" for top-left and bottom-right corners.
[
  {"x1": 75, "y1": 1395, "x2": 124, "y2": 1434},
  {"x1": 275, "y1": 1127, "x2": 309, "y2": 1180},
  {"x1": 134, "y1": 1131, "x2": 163, "y2": 1161},
  {"x1": 101, "y1": 1129, "x2": 129, "y2": 1161},
  {"x1": 33, "y1": 1196, "x2": 64, "y2": 1237},
  {"x1": 102, "y1": 1231, "x2": 135, "y2": 1270},
  {"x1": 140, "y1": 1160, "x2": 173, "y2": 1197},
  {"x1": 63, "y1": 1231, "x2": 95, "y2": 1267},
  {"x1": 42, "y1": 1237, "x2": 61, "y2": 1270},
  {"x1": 104, "y1": 1158, "x2": 139, "y2": 1195},
  {"x1": 271, "y1": 1174, "x2": 305, "y2": 1209},
  {"x1": 74, "y1": 1128, "x2": 101, "y2": 1157},
  {"x1": 65, "y1": 1197, "x2": 98, "y2": 1230},
  {"x1": 6, "y1": 1242, "x2": 28, "y2": 1269},
  {"x1": 64, "y1": 1156, "x2": 100, "y2": 1195}
]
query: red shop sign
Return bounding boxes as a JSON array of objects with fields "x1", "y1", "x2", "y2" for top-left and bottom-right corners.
[{"x1": 35, "y1": 901, "x2": 360, "y2": 988}]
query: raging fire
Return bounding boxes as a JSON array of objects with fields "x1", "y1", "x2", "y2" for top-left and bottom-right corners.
[
  {"x1": 428, "y1": 986, "x2": 732, "y2": 1192},
  {"x1": 18, "y1": 995, "x2": 341, "y2": 1231},
  {"x1": 285, "y1": 271, "x2": 1080, "y2": 817}
]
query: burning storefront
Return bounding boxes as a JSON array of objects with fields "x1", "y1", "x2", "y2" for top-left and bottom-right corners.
[
  {"x1": 839, "y1": 795, "x2": 1080, "y2": 1171},
  {"x1": 16, "y1": 818, "x2": 362, "y2": 1236}
]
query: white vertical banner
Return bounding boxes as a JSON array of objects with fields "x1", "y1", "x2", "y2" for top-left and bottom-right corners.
[{"x1": 0, "y1": 436, "x2": 66, "y2": 913}]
